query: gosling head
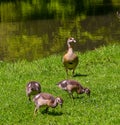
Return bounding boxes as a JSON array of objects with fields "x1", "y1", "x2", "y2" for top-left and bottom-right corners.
[
  {"x1": 56, "y1": 97, "x2": 64, "y2": 108},
  {"x1": 84, "y1": 88, "x2": 91, "y2": 97}
]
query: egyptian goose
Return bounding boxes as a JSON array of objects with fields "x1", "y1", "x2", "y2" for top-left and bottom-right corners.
[
  {"x1": 63, "y1": 37, "x2": 78, "y2": 76},
  {"x1": 57, "y1": 79, "x2": 90, "y2": 99},
  {"x1": 33, "y1": 93, "x2": 63, "y2": 114},
  {"x1": 26, "y1": 81, "x2": 41, "y2": 101}
]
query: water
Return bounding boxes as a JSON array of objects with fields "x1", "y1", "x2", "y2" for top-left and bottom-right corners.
[{"x1": 0, "y1": 1, "x2": 120, "y2": 62}]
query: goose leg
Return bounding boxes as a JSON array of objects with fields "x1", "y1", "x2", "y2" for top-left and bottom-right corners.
[
  {"x1": 68, "y1": 92, "x2": 75, "y2": 105},
  {"x1": 27, "y1": 93, "x2": 31, "y2": 101},
  {"x1": 72, "y1": 67, "x2": 76, "y2": 76},
  {"x1": 72, "y1": 69, "x2": 75, "y2": 76},
  {"x1": 68, "y1": 91, "x2": 74, "y2": 99},
  {"x1": 28, "y1": 96, "x2": 31, "y2": 101},
  {"x1": 65, "y1": 68, "x2": 68, "y2": 77},
  {"x1": 34, "y1": 106, "x2": 39, "y2": 115}
]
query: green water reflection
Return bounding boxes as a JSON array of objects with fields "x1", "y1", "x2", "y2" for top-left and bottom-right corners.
[{"x1": 0, "y1": 0, "x2": 120, "y2": 61}]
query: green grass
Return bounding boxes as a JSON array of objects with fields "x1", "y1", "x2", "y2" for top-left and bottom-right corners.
[{"x1": 0, "y1": 44, "x2": 120, "y2": 125}]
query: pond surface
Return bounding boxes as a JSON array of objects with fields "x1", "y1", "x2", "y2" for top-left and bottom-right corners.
[{"x1": 0, "y1": 1, "x2": 120, "y2": 61}]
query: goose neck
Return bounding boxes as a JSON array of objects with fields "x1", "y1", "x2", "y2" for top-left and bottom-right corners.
[
  {"x1": 51, "y1": 99, "x2": 58, "y2": 108},
  {"x1": 68, "y1": 47, "x2": 74, "y2": 54}
]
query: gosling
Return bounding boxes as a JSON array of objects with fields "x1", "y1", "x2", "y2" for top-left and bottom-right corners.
[
  {"x1": 26, "y1": 81, "x2": 41, "y2": 101},
  {"x1": 33, "y1": 93, "x2": 63, "y2": 115},
  {"x1": 57, "y1": 79, "x2": 90, "y2": 99},
  {"x1": 63, "y1": 37, "x2": 78, "y2": 76}
]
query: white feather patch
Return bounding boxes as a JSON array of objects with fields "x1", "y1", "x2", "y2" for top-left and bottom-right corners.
[
  {"x1": 28, "y1": 83, "x2": 31, "y2": 88},
  {"x1": 35, "y1": 83, "x2": 39, "y2": 87},
  {"x1": 62, "y1": 80, "x2": 67, "y2": 84}
]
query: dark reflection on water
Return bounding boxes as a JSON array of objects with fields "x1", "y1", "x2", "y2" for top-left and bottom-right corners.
[
  {"x1": 0, "y1": 15, "x2": 120, "y2": 62},
  {"x1": 0, "y1": 1, "x2": 120, "y2": 61}
]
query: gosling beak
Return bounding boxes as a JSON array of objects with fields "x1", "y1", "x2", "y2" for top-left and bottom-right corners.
[
  {"x1": 60, "y1": 103, "x2": 63, "y2": 108},
  {"x1": 84, "y1": 88, "x2": 91, "y2": 97},
  {"x1": 86, "y1": 90, "x2": 91, "y2": 97}
]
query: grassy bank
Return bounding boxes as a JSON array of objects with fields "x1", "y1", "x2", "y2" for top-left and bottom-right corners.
[{"x1": 0, "y1": 44, "x2": 120, "y2": 125}]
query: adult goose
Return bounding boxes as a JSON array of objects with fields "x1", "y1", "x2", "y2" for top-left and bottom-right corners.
[{"x1": 63, "y1": 37, "x2": 78, "y2": 76}]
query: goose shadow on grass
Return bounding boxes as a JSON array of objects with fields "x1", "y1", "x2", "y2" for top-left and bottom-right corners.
[
  {"x1": 72, "y1": 96, "x2": 85, "y2": 99},
  {"x1": 41, "y1": 110, "x2": 63, "y2": 116},
  {"x1": 73, "y1": 73, "x2": 88, "y2": 77}
]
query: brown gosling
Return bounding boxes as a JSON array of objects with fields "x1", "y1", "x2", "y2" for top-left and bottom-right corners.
[
  {"x1": 57, "y1": 79, "x2": 90, "y2": 99},
  {"x1": 33, "y1": 93, "x2": 63, "y2": 115},
  {"x1": 63, "y1": 37, "x2": 78, "y2": 76},
  {"x1": 26, "y1": 81, "x2": 41, "y2": 101}
]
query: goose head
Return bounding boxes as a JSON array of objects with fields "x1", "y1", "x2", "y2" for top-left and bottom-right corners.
[
  {"x1": 56, "y1": 97, "x2": 64, "y2": 108},
  {"x1": 67, "y1": 37, "x2": 76, "y2": 48},
  {"x1": 84, "y1": 88, "x2": 91, "y2": 97}
]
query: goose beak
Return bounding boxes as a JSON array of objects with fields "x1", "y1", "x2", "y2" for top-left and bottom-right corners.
[
  {"x1": 60, "y1": 99, "x2": 63, "y2": 108},
  {"x1": 73, "y1": 40, "x2": 76, "y2": 43},
  {"x1": 86, "y1": 90, "x2": 91, "y2": 97},
  {"x1": 84, "y1": 88, "x2": 91, "y2": 97},
  {"x1": 60, "y1": 103, "x2": 63, "y2": 108}
]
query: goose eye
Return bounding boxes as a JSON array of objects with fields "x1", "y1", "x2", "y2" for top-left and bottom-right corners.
[{"x1": 69, "y1": 37, "x2": 73, "y2": 40}]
